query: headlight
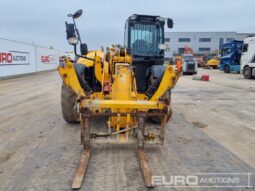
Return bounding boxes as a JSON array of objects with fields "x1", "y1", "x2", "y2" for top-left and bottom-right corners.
[
  {"x1": 159, "y1": 43, "x2": 169, "y2": 50},
  {"x1": 157, "y1": 17, "x2": 165, "y2": 22},
  {"x1": 68, "y1": 37, "x2": 78, "y2": 45},
  {"x1": 130, "y1": 15, "x2": 137, "y2": 20}
]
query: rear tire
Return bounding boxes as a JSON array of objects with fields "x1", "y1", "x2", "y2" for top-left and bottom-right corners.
[
  {"x1": 146, "y1": 66, "x2": 167, "y2": 124},
  {"x1": 243, "y1": 66, "x2": 252, "y2": 79},
  {"x1": 223, "y1": 65, "x2": 230, "y2": 73},
  {"x1": 61, "y1": 83, "x2": 80, "y2": 123}
]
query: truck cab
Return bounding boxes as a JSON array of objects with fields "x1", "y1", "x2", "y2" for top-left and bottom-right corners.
[
  {"x1": 241, "y1": 36, "x2": 255, "y2": 79},
  {"x1": 181, "y1": 54, "x2": 198, "y2": 75},
  {"x1": 220, "y1": 40, "x2": 243, "y2": 73}
]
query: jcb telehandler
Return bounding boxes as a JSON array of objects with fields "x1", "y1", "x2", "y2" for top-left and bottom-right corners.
[{"x1": 58, "y1": 9, "x2": 181, "y2": 189}]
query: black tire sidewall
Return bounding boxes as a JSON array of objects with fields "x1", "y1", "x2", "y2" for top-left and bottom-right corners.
[
  {"x1": 243, "y1": 67, "x2": 251, "y2": 79},
  {"x1": 61, "y1": 83, "x2": 80, "y2": 123},
  {"x1": 224, "y1": 65, "x2": 230, "y2": 73}
]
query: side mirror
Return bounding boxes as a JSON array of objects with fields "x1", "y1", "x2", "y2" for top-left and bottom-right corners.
[
  {"x1": 68, "y1": 9, "x2": 83, "y2": 19},
  {"x1": 65, "y1": 22, "x2": 78, "y2": 45},
  {"x1": 167, "y1": 18, "x2": 174, "y2": 29},
  {"x1": 80, "y1": 43, "x2": 88, "y2": 55}
]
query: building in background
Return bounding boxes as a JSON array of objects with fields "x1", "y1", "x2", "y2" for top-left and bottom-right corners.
[{"x1": 164, "y1": 32, "x2": 254, "y2": 59}]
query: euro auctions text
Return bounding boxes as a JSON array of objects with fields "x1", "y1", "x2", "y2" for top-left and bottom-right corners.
[
  {"x1": 152, "y1": 173, "x2": 253, "y2": 188},
  {"x1": 0, "y1": 51, "x2": 29, "y2": 65}
]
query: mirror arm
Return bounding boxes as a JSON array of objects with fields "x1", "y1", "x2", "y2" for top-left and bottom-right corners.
[
  {"x1": 74, "y1": 45, "x2": 95, "y2": 61},
  {"x1": 67, "y1": 10, "x2": 93, "y2": 61}
]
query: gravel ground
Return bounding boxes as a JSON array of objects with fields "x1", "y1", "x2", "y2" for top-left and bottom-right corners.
[{"x1": 0, "y1": 69, "x2": 254, "y2": 191}]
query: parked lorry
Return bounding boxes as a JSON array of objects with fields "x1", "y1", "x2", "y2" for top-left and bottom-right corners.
[
  {"x1": 181, "y1": 54, "x2": 197, "y2": 74},
  {"x1": 241, "y1": 36, "x2": 255, "y2": 79},
  {"x1": 220, "y1": 40, "x2": 243, "y2": 73}
]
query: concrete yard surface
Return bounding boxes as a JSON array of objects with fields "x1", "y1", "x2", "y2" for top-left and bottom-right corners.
[
  {"x1": 172, "y1": 69, "x2": 255, "y2": 168},
  {"x1": 0, "y1": 69, "x2": 254, "y2": 191}
]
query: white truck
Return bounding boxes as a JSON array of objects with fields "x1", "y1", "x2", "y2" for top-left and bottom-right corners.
[
  {"x1": 241, "y1": 36, "x2": 255, "y2": 79},
  {"x1": 182, "y1": 54, "x2": 198, "y2": 75}
]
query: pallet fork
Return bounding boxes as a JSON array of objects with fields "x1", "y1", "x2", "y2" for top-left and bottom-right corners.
[{"x1": 71, "y1": 110, "x2": 169, "y2": 189}]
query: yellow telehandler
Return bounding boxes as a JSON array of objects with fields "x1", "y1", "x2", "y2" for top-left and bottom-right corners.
[{"x1": 58, "y1": 9, "x2": 181, "y2": 189}]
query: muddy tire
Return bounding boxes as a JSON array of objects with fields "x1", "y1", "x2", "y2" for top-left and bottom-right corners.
[
  {"x1": 243, "y1": 66, "x2": 252, "y2": 79},
  {"x1": 224, "y1": 65, "x2": 230, "y2": 73},
  {"x1": 61, "y1": 83, "x2": 79, "y2": 123}
]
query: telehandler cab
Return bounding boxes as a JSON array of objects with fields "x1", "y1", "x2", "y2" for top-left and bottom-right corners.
[{"x1": 58, "y1": 9, "x2": 180, "y2": 189}]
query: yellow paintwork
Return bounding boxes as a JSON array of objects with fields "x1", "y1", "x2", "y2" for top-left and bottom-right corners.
[
  {"x1": 77, "y1": 51, "x2": 104, "y2": 84},
  {"x1": 110, "y1": 62, "x2": 134, "y2": 127},
  {"x1": 111, "y1": 63, "x2": 132, "y2": 100},
  {"x1": 206, "y1": 59, "x2": 220, "y2": 67},
  {"x1": 58, "y1": 60, "x2": 86, "y2": 96},
  {"x1": 80, "y1": 99, "x2": 166, "y2": 109},
  {"x1": 58, "y1": 46, "x2": 180, "y2": 139},
  {"x1": 150, "y1": 65, "x2": 178, "y2": 101}
]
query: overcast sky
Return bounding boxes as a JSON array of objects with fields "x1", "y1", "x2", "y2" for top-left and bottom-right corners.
[{"x1": 1, "y1": 0, "x2": 254, "y2": 53}]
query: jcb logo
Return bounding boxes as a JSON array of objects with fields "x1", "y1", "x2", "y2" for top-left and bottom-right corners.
[{"x1": 0, "y1": 52, "x2": 13, "y2": 63}]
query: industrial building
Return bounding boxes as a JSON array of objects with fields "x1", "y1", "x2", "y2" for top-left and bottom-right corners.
[{"x1": 164, "y1": 32, "x2": 254, "y2": 58}]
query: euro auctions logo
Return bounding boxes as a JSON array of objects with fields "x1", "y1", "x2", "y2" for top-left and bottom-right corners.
[
  {"x1": 0, "y1": 52, "x2": 12, "y2": 63},
  {"x1": 152, "y1": 173, "x2": 253, "y2": 188},
  {"x1": 152, "y1": 175, "x2": 199, "y2": 187},
  {"x1": 41, "y1": 55, "x2": 56, "y2": 64},
  {"x1": 0, "y1": 51, "x2": 29, "y2": 65}
]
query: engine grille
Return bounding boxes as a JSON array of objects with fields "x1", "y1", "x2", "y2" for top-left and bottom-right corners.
[{"x1": 187, "y1": 64, "x2": 195, "y2": 71}]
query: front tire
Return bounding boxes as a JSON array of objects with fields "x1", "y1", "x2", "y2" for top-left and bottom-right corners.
[
  {"x1": 243, "y1": 66, "x2": 252, "y2": 79},
  {"x1": 61, "y1": 83, "x2": 80, "y2": 123},
  {"x1": 224, "y1": 65, "x2": 230, "y2": 73}
]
